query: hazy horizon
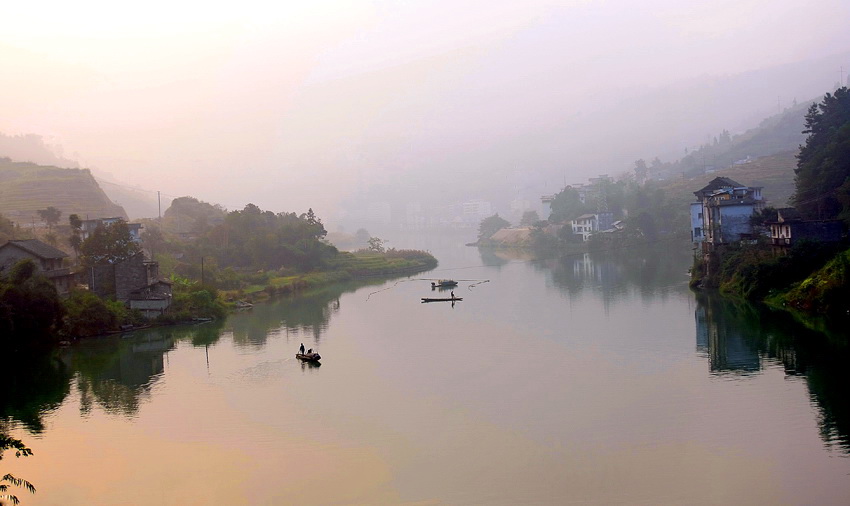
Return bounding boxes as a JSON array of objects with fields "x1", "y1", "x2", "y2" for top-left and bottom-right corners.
[{"x1": 3, "y1": 0, "x2": 850, "y2": 221}]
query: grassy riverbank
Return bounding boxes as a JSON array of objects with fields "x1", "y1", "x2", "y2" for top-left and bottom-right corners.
[{"x1": 222, "y1": 249, "x2": 437, "y2": 302}]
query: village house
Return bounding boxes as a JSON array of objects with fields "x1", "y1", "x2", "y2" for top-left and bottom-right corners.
[
  {"x1": 0, "y1": 239, "x2": 76, "y2": 295},
  {"x1": 88, "y1": 252, "x2": 172, "y2": 318},
  {"x1": 766, "y1": 208, "x2": 844, "y2": 248},
  {"x1": 127, "y1": 279, "x2": 173, "y2": 319},
  {"x1": 570, "y1": 212, "x2": 614, "y2": 242},
  {"x1": 691, "y1": 177, "x2": 764, "y2": 250}
]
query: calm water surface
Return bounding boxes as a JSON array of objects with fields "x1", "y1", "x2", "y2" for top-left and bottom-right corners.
[{"x1": 5, "y1": 233, "x2": 850, "y2": 505}]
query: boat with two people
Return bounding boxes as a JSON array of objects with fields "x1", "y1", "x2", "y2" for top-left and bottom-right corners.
[{"x1": 296, "y1": 343, "x2": 322, "y2": 363}]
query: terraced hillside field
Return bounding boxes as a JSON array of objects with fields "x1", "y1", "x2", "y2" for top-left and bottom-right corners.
[
  {"x1": 660, "y1": 150, "x2": 797, "y2": 212},
  {"x1": 0, "y1": 160, "x2": 126, "y2": 225}
]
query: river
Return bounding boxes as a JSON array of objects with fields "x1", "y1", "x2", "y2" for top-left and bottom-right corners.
[{"x1": 4, "y1": 233, "x2": 850, "y2": 505}]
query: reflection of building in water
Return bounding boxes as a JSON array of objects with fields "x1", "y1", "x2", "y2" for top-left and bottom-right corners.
[
  {"x1": 695, "y1": 297, "x2": 760, "y2": 373},
  {"x1": 573, "y1": 253, "x2": 595, "y2": 280},
  {"x1": 75, "y1": 332, "x2": 175, "y2": 416},
  {"x1": 695, "y1": 304, "x2": 708, "y2": 352}
]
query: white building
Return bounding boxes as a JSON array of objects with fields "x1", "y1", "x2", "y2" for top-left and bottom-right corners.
[{"x1": 570, "y1": 212, "x2": 614, "y2": 241}]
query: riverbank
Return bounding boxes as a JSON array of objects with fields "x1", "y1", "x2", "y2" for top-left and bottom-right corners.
[
  {"x1": 220, "y1": 249, "x2": 437, "y2": 304},
  {"x1": 690, "y1": 240, "x2": 850, "y2": 326}
]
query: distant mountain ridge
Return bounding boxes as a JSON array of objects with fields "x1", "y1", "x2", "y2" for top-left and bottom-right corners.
[
  {"x1": 0, "y1": 158, "x2": 127, "y2": 224},
  {"x1": 647, "y1": 98, "x2": 811, "y2": 182}
]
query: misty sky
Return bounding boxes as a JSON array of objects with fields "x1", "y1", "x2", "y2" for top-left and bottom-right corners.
[{"x1": 2, "y1": 0, "x2": 849, "y2": 218}]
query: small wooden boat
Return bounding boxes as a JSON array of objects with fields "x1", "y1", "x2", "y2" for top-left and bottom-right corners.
[
  {"x1": 431, "y1": 279, "x2": 458, "y2": 288},
  {"x1": 421, "y1": 297, "x2": 463, "y2": 303},
  {"x1": 296, "y1": 352, "x2": 322, "y2": 362}
]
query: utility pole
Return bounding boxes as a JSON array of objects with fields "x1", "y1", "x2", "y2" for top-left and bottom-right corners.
[{"x1": 200, "y1": 256, "x2": 205, "y2": 286}]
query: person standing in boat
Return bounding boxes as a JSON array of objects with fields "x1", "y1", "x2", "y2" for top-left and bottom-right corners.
[
  {"x1": 450, "y1": 290, "x2": 455, "y2": 300},
  {"x1": 299, "y1": 343, "x2": 305, "y2": 354}
]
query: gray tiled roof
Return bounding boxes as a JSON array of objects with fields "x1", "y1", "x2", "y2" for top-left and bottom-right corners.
[
  {"x1": 1, "y1": 239, "x2": 68, "y2": 259},
  {"x1": 695, "y1": 177, "x2": 743, "y2": 195}
]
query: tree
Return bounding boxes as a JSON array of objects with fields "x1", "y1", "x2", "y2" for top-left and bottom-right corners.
[
  {"x1": 79, "y1": 221, "x2": 142, "y2": 266},
  {"x1": 547, "y1": 187, "x2": 590, "y2": 223},
  {"x1": 633, "y1": 159, "x2": 648, "y2": 183},
  {"x1": 367, "y1": 237, "x2": 386, "y2": 253},
  {"x1": 354, "y1": 228, "x2": 370, "y2": 245},
  {"x1": 68, "y1": 214, "x2": 83, "y2": 259},
  {"x1": 37, "y1": 207, "x2": 61, "y2": 230},
  {"x1": 478, "y1": 214, "x2": 510, "y2": 241},
  {"x1": 0, "y1": 434, "x2": 35, "y2": 505},
  {"x1": 68, "y1": 214, "x2": 82, "y2": 231},
  {"x1": 0, "y1": 214, "x2": 19, "y2": 242},
  {"x1": 0, "y1": 260, "x2": 64, "y2": 349},
  {"x1": 520, "y1": 210, "x2": 540, "y2": 227},
  {"x1": 793, "y1": 87, "x2": 850, "y2": 221}
]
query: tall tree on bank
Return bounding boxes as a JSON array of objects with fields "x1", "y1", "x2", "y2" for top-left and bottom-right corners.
[
  {"x1": 37, "y1": 207, "x2": 61, "y2": 231},
  {"x1": 0, "y1": 259, "x2": 64, "y2": 349},
  {"x1": 79, "y1": 221, "x2": 142, "y2": 266},
  {"x1": 68, "y1": 214, "x2": 83, "y2": 259},
  {"x1": 478, "y1": 214, "x2": 510, "y2": 242},
  {"x1": 793, "y1": 87, "x2": 850, "y2": 221},
  {"x1": 547, "y1": 187, "x2": 592, "y2": 223}
]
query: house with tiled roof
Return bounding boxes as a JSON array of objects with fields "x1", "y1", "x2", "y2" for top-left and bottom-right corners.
[
  {"x1": 765, "y1": 208, "x2": 844, "y2": 248},
  {"x1": 690, "y1": 177, "x2": 764, "y2": 249},
  {"x1": 0, "y1": 239, "x2": 76, "y2": 295}
]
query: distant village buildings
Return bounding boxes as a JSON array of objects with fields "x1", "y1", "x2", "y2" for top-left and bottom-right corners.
[
  {"x1": 0, "y1": 215, "x2": 171, "y2": 318},
  {"x1": 81, "y1": 217, "x2": 143, "y2": 242}
]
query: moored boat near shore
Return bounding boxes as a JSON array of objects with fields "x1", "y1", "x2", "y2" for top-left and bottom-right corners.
[{"x1": 431, "y1": 279, "x2": 458, "y2": 288}]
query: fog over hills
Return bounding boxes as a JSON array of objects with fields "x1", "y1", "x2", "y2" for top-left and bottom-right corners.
[{"x1": 2, "y1": 1, "x2": 849, "y2": 225}]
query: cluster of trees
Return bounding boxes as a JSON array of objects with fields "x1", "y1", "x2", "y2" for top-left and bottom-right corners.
[
  {"x1": 78, "y1": 220, "x2": 141, "y2": 267},
  {"x1": 0, "y1": 213, "x2": 25, "y2": 242},
  {"x1": 0, "y1": 260, "x2": 64, "y2": 351},
  {"x1": 134, "y1": 199, "x2": 349, "y2": 292},
  {"x1": 793, "y1": 87, "x2": 850, "y2": 222}
]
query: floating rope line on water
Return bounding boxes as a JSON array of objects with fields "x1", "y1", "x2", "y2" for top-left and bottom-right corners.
[
  {"x1": 467, "y1": 280, "x2": 490, "y2": 290},
  {"x1": 365, "y1": 279, "x2": 417, "y2": 301}
]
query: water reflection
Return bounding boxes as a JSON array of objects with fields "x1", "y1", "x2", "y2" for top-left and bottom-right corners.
[
  {"x1": 695, "y1": 292, "x2": 850, "y2": 450},
  {"x1": 227, "y1": 281, "x2": 379, "y2": 348},
  {"x1": 0, "y1": 350, "x2": 71, "y2": 432},
  {"x1": 68, "y1": 331, "x2": 177, "y2": 416},
  {"x1": 228, "y1": 290, "x2": 340, "y2": 347},
  {"x1": 535, "y1": 243, "x2": 693, "y2": 303},
  {"x1": 477, "y1": 247, "x2": 510, "y2": 267},
  {"x1": 2, "y1": 278, "x2": 379, "y2": 431}
]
